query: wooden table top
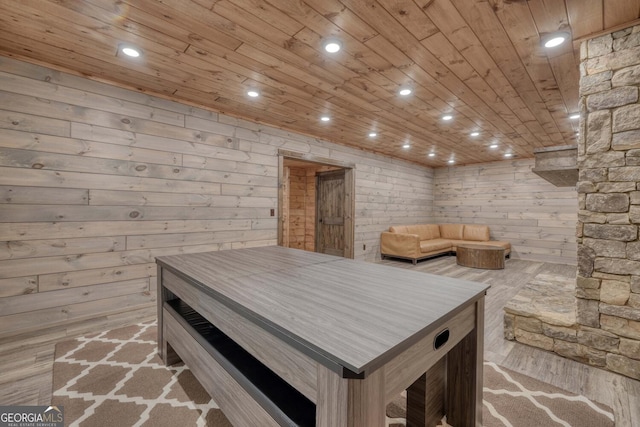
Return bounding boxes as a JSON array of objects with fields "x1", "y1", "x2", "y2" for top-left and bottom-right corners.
[{"x1": 157, "y1": 246, "x2": 489, "y2": 375}]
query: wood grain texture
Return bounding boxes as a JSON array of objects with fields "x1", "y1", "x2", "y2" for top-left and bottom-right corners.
[
  {"x1": 456, "y1": 244, "x2": 506, "y2": 270},
  {"x1": 286, "y1": 166, "x2": 306, "y2": 249},
  {"x1": 0, "y1": 289, "x2": 155, "y2": 339},
  {"x1": 434, "y1": 159, "x2": 578, "y2": 265},
  {"x1": 406, "y1": 357, "x2": 446, "y2": 427},
  {"x1": 163, "y1": 307, "x2": 280, "y2": 427},
  {"x1": 4, "y1": 258, "x2": 639, "y2": 425},
  {"x1": 0, "y1": 1, "x2": 635, "y2": 167},
  {"x1": 160, "y1": 267, "x2": 318, "y2": 402},
  {"x1": 282, "y1": 162, "x2": 337, "y2": 252},
  {"x1": 347, "y1": 367, "x2": 386, "y2": 427},
  {"x1": 279, "y1": 151, "x2": 356, "y2": 258},
  {"x1": 383, "y1": 303, "x2": 476, "y2": 402},
  {"x1": 158, "y1": 246, "x2": 484, "y2": 425},
  {"x1": 316, "y1": 169, "x2": 347, "y2": 257},
  {"x1": 316, "y1": 364, "x2": 349, "y2": 426},
  {"x1": 157, "y1": 246, "x2": 489, "y2": 375},
  {"x1": 446, "y1": 299, "x2": 484, "y2": 427},
  {"x1": 316, "y1": 364, "x2": 387, "y2": 427},
  {"x1": 0, "y1": 57, "x2": 433, "y2": 339}
]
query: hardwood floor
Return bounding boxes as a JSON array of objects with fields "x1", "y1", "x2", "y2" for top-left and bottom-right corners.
[{"x1": 1, "y1": 256, "x2": 638, "y2": 425}]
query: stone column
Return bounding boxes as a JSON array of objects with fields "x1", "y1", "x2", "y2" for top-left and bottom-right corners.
[{"x1": 576, "y1": 24, "x2": 640, "y2": 380}]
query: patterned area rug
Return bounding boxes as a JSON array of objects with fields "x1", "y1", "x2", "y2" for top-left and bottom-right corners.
[{"x1": 52, "y1": 322, "x2": 615, "y2": 426}]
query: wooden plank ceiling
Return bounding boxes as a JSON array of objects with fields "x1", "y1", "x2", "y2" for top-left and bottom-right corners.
[{"x1": 0, "y1": 0, "x2": 638, "y2": 167}]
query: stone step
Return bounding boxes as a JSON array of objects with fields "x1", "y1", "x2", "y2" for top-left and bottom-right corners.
[{"x1": 504, "y1": 273, "x2": 576, "y2": 327}]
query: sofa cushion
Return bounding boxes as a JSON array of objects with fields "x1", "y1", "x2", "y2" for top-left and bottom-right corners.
[
  {"x1": 439, "y1": 224, "x2": 464, "y2": 240},
  {"x1": 389, "y1": 224, "x2": 440, "y2": 241},
  {"x1": 410, "y1": 224, "x2": 441, "y2": 241},
  {"x1": 420, "y1": 238, "x2": 452, "y2": 253},
  {"x1": 463, "y1": 224, "x2": 490, "y2": 241},
  {"x1": 389, "y1": 225, "x2": 410, "y2": 234}
]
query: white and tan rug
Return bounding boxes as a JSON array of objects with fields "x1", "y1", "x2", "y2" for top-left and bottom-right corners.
[{"x1": 52, "y1": 321, "x2": 615, "y2": 426}]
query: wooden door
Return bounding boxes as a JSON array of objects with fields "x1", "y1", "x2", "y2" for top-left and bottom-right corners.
[{"x1": 316, "y1": 169, "x2": 346, "y2": 257}]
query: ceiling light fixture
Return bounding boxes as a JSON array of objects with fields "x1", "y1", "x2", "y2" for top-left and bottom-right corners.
[
  {"x1": 442, "y1": 115, "x2": 453, "y2": 121},
  {"x1": 448, "y1": 159, "x2": 455, "y2": 164},
  {"x1": 504, "y1": 153, "x2": 513, "y2": 158},
  {"x1": 399, "y1": 87, "x2": 412, "y2": 96},
  {"x1": 490, "y1": 144, "x2": 498, "y2": 149},
  {"x1": 320, "y1": 116, "x2": 331, "y2": 122},
  {"x1": 569, "y1": 113, "x2": 580, "y2": 120},
  {"x1": 470, "y1": 131, "x2": 480, "y2": 137},
  {"x1": 542, "y1": 32, "x2": 570, "y2": 48},
  {"x1": 428, "y1": 153, "x2": 435, "y2": 157},
  {"x1": 247, "y1": 89, "x2": 260, "y2": 98},
  {"x1": 369, "y1": 132, "x2": 377, "y2": 137},
  {"x1": 119, "y1": 44, "x2": 142, "y2": 58},
  {"x1": 403, "y1": 143, "x2": 411, "y2": 149},
  {"x1": 323, "y1": 38, "x2": 342, "y2": 53}
]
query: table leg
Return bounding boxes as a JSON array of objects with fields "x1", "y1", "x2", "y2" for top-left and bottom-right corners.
[
  {"x1": 157, "y1": 265, "x2": 177, "y2": 362},
  {"x1": 316, "y1": 365, "x2": 386, "y2": 427},
  {"x1": 157, "y1": 265, "x2": 165, "y2": 360},
  {"x1": 159, "y1": 308, "x2": 183, "y2": 366},
  {"x1": 446, "y1": 298, "x2": 484, "y2": 427},
  {"x1": 407, "y1": 356, "x2": 446, "y2": 427}
]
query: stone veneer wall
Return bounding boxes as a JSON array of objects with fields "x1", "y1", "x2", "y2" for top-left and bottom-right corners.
[{"x1": 575, "y1": 25, "x2": 640, "y2": 380}]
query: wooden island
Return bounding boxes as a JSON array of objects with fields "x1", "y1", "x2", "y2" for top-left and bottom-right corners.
[{"x1": 156, "y1": 246, "x2": 489, "y2": 426}]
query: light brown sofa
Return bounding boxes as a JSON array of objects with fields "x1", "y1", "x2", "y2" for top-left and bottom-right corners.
[{"x1": 380, "y1": 223, "x2": 511, "y2": 264}]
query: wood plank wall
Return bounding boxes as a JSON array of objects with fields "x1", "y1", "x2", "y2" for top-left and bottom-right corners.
[
  {"x1": 282, "y1": 166, "x2": 290, "y2": 248},
  {"x1": 433, "y1": 160, "x2": 578, "y2": 265},
  {"x1": 287, "y1": 167, "x2": 308, "y2": 250},
  {"x1": 284, "y1": 165, "x2": 338, "y2": 252},
  {"x1": 0, "y1": 57, "x2": 433, "y2": 340},
  {"x1": 304, "y1": 168, "x2": 316, "y2": 252}
]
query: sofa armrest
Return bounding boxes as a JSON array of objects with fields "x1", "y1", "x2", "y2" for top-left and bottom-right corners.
[{"x1": 380, "y1": 232, "x2": 421, "y2": 259}]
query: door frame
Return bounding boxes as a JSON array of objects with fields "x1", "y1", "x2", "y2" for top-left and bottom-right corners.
[{"x1": 277, "y1": 149, "x2": 355, "y2": 259}]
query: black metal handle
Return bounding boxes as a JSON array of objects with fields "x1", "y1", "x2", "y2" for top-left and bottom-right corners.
[{"x1": 434, "y1": 328, "x2": 450, "y2": 350}]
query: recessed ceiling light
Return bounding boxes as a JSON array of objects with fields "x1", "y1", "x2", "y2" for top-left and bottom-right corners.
[
  {"x1": 442, "y1": 115, "x2": 453, "y2": 121},
  {"x1": 323, "y1": 38, "x2": 342, "y2": 53},
  {"x1": 428, "y1": 153, "x2": 435, "y2": 157},
  {"x1": 369, "y1": 132, "x2": 377, "y2": 137},
  {"x1": 403, "y1": 143, "x2": 411, "y2": 149},
  {"x1": 320, "y1": 116, "x2": 331, "y2": 122},
  {"x1": 470, "y1": 131, "x2": 480, "y2": 137},
  {"x1": 504, "y1": 153, "x2": 513, "y2": 158},
  {"x1": 569, "y1": 113, "x2": 580, "y2": 120},
  {"x1": 120, "y1": 45, "x2": 141, "y2": 58},
  {"x1": 399, "y1": 87, "x2": 412, "y2": 96},
  {"x1": 448, "y1": 159, "x2": 455, "y2": 164},
  {"x1": 247, "y1": 90, "x2": 260, "y2": 98},
  {"x1": 490, "y1": 144, "x2": 498, "y2": 149},
  {"x1": 542, "y1": 32, "x2": 569, "y2": 48}
]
